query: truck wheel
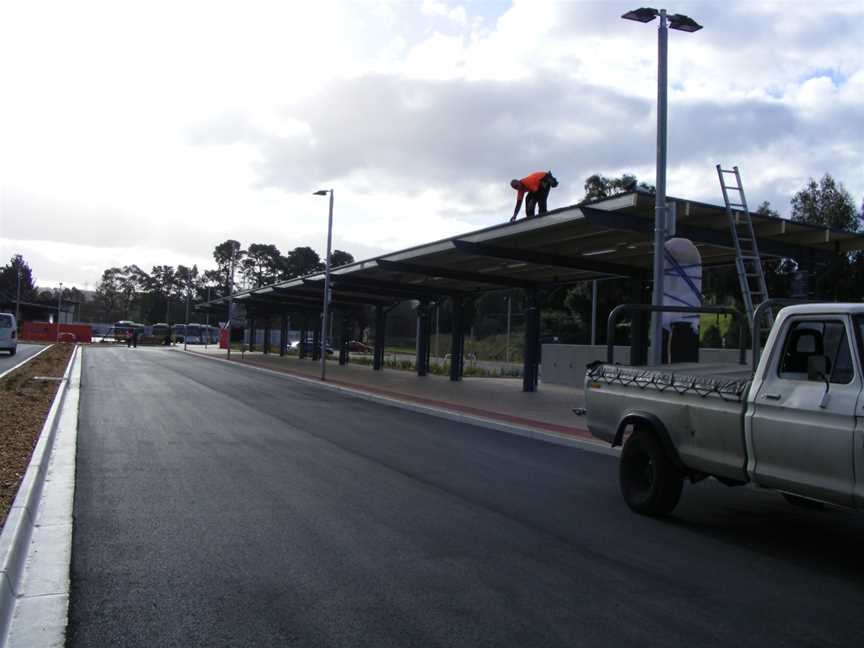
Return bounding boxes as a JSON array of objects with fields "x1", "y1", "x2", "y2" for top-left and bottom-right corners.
[{"x1": 619, "y1": 430, "x2": 683, "y2": 516}]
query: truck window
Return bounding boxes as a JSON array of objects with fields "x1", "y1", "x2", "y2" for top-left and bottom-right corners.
[
  {"x1": 0, "y1": 315, "x2": 12, "y2": 329},
  {"x1": 778, "y1": 320, "x2": 853, "y2": 384}
]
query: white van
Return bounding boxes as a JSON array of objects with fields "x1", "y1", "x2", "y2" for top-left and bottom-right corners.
[{"x1": 0, "y1": 313, "x2": 17, "y2": 356}]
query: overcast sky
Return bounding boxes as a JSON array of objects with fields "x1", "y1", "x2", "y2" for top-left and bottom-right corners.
[{"x1": 1, "y1": 0, "x2": 862, "y2": 290}]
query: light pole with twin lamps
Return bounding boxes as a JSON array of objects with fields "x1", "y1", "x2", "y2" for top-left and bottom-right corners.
[
  {"x1": 313, "y1": 188, "x2": 334, "y2": 381},
  {"x1": 622, "y1": 6, "x2": 701, "y2": 365}
]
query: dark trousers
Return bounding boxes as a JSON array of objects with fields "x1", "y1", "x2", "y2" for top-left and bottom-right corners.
[{"x1": 525, "y1": 184, "x2": 551, "y2": 218}]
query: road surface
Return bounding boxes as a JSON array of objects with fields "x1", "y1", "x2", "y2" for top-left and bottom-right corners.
[
  {"x1": 68, "y1": 346, "x2": 864, "y2": 647},
  {"x1": 0, "y1": 342, "x2": 45, "y2": 375}
]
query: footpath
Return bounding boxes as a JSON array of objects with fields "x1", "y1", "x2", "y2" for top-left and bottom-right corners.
[{"x1": 184, "y1": 347, "x2": 609, "y2": 454}]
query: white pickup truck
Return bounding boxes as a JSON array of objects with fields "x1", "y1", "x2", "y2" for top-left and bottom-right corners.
[{"x1": 583, "y1": 304, "x2": 864, "y2": 516}]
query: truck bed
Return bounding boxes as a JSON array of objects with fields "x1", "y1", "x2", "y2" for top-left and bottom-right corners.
[{"x1": 585, "y1": 362, "x2": 754, "y2": 482}]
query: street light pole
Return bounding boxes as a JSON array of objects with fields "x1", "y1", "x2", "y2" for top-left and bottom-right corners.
[
  {"x1": 649, "y1": 9, "x2": 669, "y2": 367},
  {"x1": 314, "y1": 189, "x2": 334, "y2": 381},
  {"x1": 622, "y1": 6, "x2": 701, "y2": 365},
  {"x1": 227, "y1": 256, "x2": 236, "y2": 360}
]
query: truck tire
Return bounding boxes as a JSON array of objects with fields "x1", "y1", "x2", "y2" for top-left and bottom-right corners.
[{"x1": 619, "y1": 430, "x2": 683, "y2": 516}]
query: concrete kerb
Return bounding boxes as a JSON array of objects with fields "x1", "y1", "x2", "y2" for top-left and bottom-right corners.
[
  {"x1": 179, "y1": 350, "x2": 617, "y2": 458},
  {"x1": 0, "y1": 344, "x2": 80, "y2": 646},
  {"x1": 0, "y1": 345, "x2": 53, "y2": 382}
]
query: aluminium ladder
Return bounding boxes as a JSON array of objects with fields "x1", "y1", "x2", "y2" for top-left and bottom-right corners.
[{"x1": 716, "y1": 164, "x2": 772, "y2": 331}]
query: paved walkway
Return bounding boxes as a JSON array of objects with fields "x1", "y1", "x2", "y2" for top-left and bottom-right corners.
[{"x1": 185, "y1": 346, "x2": 590, "y2": 440}]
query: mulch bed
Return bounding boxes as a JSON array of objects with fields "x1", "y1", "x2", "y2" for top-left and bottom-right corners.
[{"x1": 0, "y1": 343, "x2": 75, "y2": 528}]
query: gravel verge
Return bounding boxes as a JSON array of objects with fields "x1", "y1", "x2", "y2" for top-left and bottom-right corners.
[{"x1": 0, "y1": 344, "x2": 75, "y2": 528}]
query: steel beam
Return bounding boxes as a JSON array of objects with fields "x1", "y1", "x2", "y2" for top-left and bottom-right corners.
[
  {"x1": 330, "y1": 276, "x2": 468, "y2": 300},
  {"x1": 452, "y1": 240, "x2": 636, "y2": 277},
  {"x1": 581, "y1": 206, "x2": 829, "y2": 261},
  {"x1": 377, "y1": 259, "x2": 534, "y2": 288}
]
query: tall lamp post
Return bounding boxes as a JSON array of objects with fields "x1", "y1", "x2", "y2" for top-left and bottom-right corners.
[
  {"x1": 227, "y1": 255, "x2": 236, "y2": 360},
  {"x1": 313, "y1": 188, "x2": 334, "y2": 381},
  {"x1": 622, "y1": 7, "x2": 701, "y2": 365}
]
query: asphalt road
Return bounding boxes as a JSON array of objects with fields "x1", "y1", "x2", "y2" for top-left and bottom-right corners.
[
  {"x1": 0, "y1": 342, "x2": 44, "y2": 375},
  {"x1": 68, "y1": 347, "x2": 864, "y2": 648}
]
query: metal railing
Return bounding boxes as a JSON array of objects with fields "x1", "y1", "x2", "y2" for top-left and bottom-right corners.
[{"x1": 606, "y1": 304, "x2": 747, "y2": 365}]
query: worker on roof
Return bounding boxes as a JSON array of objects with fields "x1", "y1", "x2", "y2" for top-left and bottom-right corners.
[{"x1": 510, "y1": 171, "x2": 558, "y2": 222}]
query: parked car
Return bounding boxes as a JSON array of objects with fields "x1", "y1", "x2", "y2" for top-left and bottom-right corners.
[
  {"x1": 0, "y1": 313, "x2": 17, "y2": 356},
  {"x1": 348, "y1": 340, "x2": 372, "y2": 353}
]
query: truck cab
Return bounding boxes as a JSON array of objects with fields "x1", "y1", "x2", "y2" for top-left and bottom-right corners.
[{"x1": 747, "y1": 304, "x2": 864, "y2": 508}]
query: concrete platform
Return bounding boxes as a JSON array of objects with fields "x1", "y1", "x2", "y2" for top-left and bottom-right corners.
[{"x1": 184, "y1": 346, "x2": 591, "y2": 442}]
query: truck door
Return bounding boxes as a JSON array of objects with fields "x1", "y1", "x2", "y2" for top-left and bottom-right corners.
[{"x1": 750, "y1": 316, "x2": 858, "y2": 507}]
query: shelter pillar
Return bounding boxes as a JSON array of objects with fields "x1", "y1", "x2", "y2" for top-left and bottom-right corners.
[
  {"x1": 449, "y1": 297, "x2": 464, "y2": 382},
  {"x1": 312, "y1": 316, "x2": 321, "y2": 361},
  {"x1": 299, "y1": 315, "x2": 308, "y2": 359},
  {"x1": 263, "y1": 318, "x2": 272, "y2": 354},
  {"x1": 630, "y1": 273, "x2": 649, "y2": 366},
  {"x1": 416, "y1": 301, "x2": 430, "y2": 376},
  {"x1": 279, "y1": 314, "x2": 288, "y2": 356},
  {"x1": 373, "y1": 305, "x2": 386, "y2": 370},
  {"x1": 248, "y1": 316, "x2": 256, "y2": 352},
  {"x1": 339, "y1": 314, "x2": 350, "y2": 366},
  {"x1": 522, "y1": 289, "x2": 540, "y2": 392}
]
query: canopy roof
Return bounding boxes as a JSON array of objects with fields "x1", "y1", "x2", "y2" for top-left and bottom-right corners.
[{"x1": 198, "y1": 190, "x2": 864, "y2": 315}]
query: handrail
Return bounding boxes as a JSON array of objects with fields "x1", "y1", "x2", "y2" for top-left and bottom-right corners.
[
  {"x1": 606, "y1": 304, "x2": 747, "y2": 365},
  {"x1": 751, "y1": 299, "x2": 809, "y2": 372}
]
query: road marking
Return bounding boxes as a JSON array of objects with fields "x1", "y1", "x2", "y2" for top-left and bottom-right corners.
[{"x1": 0, "y1": 345, "x2": 53, "y2": 381}]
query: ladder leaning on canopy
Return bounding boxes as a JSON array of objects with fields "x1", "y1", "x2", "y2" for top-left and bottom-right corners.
[{"x1": 716, "y1": 164, "x2": 772, "y2": 333}]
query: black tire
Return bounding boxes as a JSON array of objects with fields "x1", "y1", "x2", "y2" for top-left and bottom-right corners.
[
  {"x1": 619, "y1": 429, "x2": 683, "y2": 516},
  {"x1": 9, "y1": 347, "x2": 16, "y2": 356}
]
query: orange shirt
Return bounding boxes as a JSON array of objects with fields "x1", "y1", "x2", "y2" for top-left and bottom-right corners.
[{"x1": 519, "y1": 171, "x2": 548, "y2": 193}]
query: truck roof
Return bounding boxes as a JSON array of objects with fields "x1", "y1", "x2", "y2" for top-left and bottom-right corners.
[{"x1": 779, "y1": 303, "x2": 864, "y2": 316}]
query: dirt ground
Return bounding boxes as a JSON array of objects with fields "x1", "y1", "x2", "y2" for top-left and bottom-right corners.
[{"x1": 0, "y1": 343, "x2": 75, "y2": 527}]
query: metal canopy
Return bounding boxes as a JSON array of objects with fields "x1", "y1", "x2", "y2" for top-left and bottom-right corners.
[{"x1": 197, "y1": 189, "x2": 864, "y2": 314}]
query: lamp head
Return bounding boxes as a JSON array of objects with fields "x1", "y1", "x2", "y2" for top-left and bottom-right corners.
[
  {"x1": 668, "y1": 13, "x2": 702, "y2": 32},
  {"x1": 313, "y1": 189, "x2": 329, "y2": 196},
  {"x1": 621, "y1": 7, "x2": 658, "y2": 22}
]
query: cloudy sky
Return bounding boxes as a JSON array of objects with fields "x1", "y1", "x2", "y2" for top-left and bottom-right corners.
[{"x1": 0, "y1": 0, "x2": 861, "y2": 290}]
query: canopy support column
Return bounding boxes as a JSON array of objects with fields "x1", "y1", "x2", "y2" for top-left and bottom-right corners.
[
  {"x1": 523, "y1": 289, "x2": 540, "y2": 392},
  {"x1": 299, "y1": 315, "x2": 308, "y2": 359},
  {"x1": 416, "y1": 301, "x2": 430, "y2": 376},
  {"x1": 279, "y1": 314, "x2": 288, "y2": 356},
  {"x1": 263, "y1": 318, "x2": 271, "y2": 355},
  {"x1": 312, "y1": 316, "x2": 321, "y2": 361},
  {"x1": 630, "y1": 273, "x2": 649, "y2": 365},
  {"x1": 449, "y1": 297, "x2": 464, "y2": 382},
  {"x1": 339, "y1": 314, "x2": 350, "y2": 366},
  {"x1": 373, "y1": 305, "x2": 386, "y2": 370}
]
